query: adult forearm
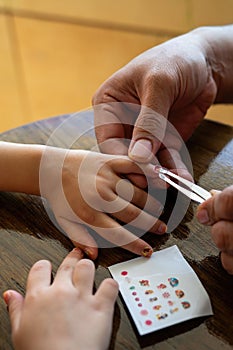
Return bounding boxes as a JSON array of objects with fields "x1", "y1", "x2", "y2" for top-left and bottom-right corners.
[
  {"x1": 0, "y1": 142, "x2": 44, "y2": 195},
  {"x1": 192, "y1": 25, "x2": 233, "y2": 103}
]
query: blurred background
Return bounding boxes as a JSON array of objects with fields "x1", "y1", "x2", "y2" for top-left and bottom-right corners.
[{"x1": 0, "y1": 0, "x2": 232, "y2": 132}]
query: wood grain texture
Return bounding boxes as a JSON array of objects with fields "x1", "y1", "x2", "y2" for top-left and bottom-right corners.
[{"x1": 0, "y1": 115, "x2": 233, "y2": 349}]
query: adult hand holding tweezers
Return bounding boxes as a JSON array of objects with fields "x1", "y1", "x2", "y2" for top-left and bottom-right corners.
[
  {"x1": 93, "y1": 25, "x2": 233, "y2": 185},
  {"x1": 197, "y1": 186, "x2": 233, "y2": 275}
]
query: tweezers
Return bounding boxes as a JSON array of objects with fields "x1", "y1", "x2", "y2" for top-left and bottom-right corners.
[{"x1": 158, "y1": 167, "x2": 212, "y2": 204}]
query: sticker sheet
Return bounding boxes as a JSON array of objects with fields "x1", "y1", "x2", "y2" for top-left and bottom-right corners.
[{"x1": 108, "y1": 245, "x2": 213, "y2": 335}]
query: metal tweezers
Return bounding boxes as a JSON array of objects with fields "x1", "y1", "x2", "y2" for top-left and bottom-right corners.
[{"x1": 158, "y1": 167, "x2": 212, "y2": 204}]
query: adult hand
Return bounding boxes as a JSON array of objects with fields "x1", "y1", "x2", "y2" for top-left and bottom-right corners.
[
  {"x1": 40, "y1": 148, "x2": 166, "y2": 259},
  {"x1": 3, "y1": 248, "x2": 119, "y2": 350},
  {"x1": 93, "y1": 26, "x2": 233, "y2": 183},
  {"x1": 197, "y1": 186, "x2": 233, "y2": 274}
]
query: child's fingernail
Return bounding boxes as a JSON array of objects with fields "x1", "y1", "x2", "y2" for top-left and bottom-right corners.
[
  {"x1": 142, "y1": 246, "x2": 153, "y2": 257},
  {"x1": 3, "y1": 291, "x2": 10, "y2": 305},
  {"x1": 84, "y1": 248, "x2": 92, "y2": 257},
  {"x1": 197, "y1": 209, "x2": 210, "y2": 224},
  {"x1": 72, "y1": 247, "x2": 84, "y2": 256},
  {"x1": 157, "y1": 222, "x2": 167, "y2": 234}
]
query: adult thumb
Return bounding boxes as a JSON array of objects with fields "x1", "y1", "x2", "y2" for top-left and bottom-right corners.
[
  {"x1": 3, "y1": 290, "x2": 24, "y2": 334},
  {"x1": 128, "y1": 106, "x2": 167, "y2": 163}
]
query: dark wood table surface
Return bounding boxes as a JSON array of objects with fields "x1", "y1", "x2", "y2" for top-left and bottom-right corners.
[{"x1": 0, "y1": 112, "x2": 233, "y2": 350}]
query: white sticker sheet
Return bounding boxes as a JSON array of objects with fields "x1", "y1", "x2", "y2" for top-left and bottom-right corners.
[{"x1": 108, "y1": 245, "x2": 213, "y2": 335}]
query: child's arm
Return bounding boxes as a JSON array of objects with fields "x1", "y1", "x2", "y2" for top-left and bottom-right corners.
[{"x1": 3, "y1": 248, "x2": 119, "y2": 350}]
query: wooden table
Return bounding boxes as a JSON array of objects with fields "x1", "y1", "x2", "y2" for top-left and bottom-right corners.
[{"x1": 0, "y1": 112, "x2": 233, "y2": 350}]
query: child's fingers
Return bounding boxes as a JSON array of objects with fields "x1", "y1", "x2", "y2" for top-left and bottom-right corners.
[
  {"x1": 115, "y1": 178, "x2": 163, "y2": 216},
  {"x1": 54, "y1": 248, "x2": 83, "y2": 286},
  {"x1": 3, "y1": 290, "x2": 24, "y2": 335},
  {"x1": 95, "y1": 278, "x2": 119, "y2": 306},
  {"x1": 91, "y1": 213, "x2": 154, "y2": 257},
  {"x1": 26, "y1": 260, "x2": 52, "y2": 293},
  {"x1": 73, "y1": 259, "x2": 95, "y2": 294},
  {"x1": 57, "y1": 220, "x2": 98, "y2": 260}
]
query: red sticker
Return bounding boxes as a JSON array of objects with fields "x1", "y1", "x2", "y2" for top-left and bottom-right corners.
[
  {"x1": 145, "y1": 320, "x2": 152, "y2": 326},
  {"x1": 121, "y1": 271, "x2": 128, "y2": 276}
]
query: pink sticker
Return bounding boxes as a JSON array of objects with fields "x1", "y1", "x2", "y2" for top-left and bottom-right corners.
[
  {"x1": 140, "y1": 309, "x2": 148, "y2": 316},
  {"x1": 162, "y1": 292, "x2": 170, "y2": 299},
  {"x1": 135, "y1": 297, "x2": 140, "y2": 301},
  {"x1": 157, "y1": 283, "x2": 167, "y2": 289},
  {"x1": 138, "y1": 303, "x2": 142, "y2": 307},
  {"x1": 132, "y1": 291, "x2": 137, "y2": 296}
]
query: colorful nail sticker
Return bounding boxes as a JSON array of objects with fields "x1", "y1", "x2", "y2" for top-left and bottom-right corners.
[
  {"x1": 139, "y1": 279, "x2": 150, "y2": 286},
  {"x1": 121, "y1": 271, "x2": 128, "y2": 276},
  {"x1": 181, "y1": 301, "x2": 191, "y2": 309},
  {"x1": 140, "y1": 309, "x2": 148, "y2": 316},
  {"x1": 132, "y1": 291, "x2": 137, "y2": 296},
  {"x1": 129, "y1": 286, "x2": 135, "y2": 290},
  {"x1": 175, "y1": 290, "x2": 184, "y2": 298},
  {"x1": 168, "y1": 277, "x2": 179, "y2": 287},
  {"x1": 138, "y1": 303, "x2": 143, "y2": 307},
  {"x1": 145, "y1": 320, "x2": 152, "y2": 326},
  {"x1": 149, "y1": 297, "x2": 158, "y2": 302},
  {"x1": 157, "y1": 283, "x2": 167, "y2": 289},
  {"x1": 170, "y1": 307, "x2": 179, "y2": 314},
  {"x1": 168, "y1": 300, "x2": 174, "y2": 306},
  {"x1": 153, "y1": 305, "x2": 162, "y2": 310},
  {"x1": 156, "y1": 313, "x2": 168, "y2": 320},
  {"x1": 135, "y1": 297, "x2": 140, "y2": 302},
  {"x1": 145, "y1": 289, "x2": 154, "y2": 295},
  {"x1": 162, "y1": 292, "x2": 170, "y2": 299}
]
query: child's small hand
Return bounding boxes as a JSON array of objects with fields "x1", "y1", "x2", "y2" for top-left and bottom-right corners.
[
  {"x1": 3, "y1": 248, "x2": 119, "y2": 350},
  {"x1": 41, "y1": 149, "x2": 166, "y2": 259},
  {"x1": 197, "y1": 185, "x2": 233, "y2": 274}
]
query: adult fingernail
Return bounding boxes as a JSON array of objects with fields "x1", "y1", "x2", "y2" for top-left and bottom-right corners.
[
  {"x1": 141, "y1": 246, "x2": 153, "y2": 257},
  {"x1": 197, "y1": 209, "x2": 210, "y2": 224},
  {"x1": 130, "y1": 139, "x2": 152, "y2": 160}
]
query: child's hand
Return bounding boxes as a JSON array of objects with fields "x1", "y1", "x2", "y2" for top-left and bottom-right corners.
[
  {"x1": 197, "y1": 185, "x2": 233, "y2": 274},
  {"x1": 41, "y1": 149, "x2": 166, "y2": 259},
  {"x1": 3, "y1": 248, "x2": 119, "y2": 350}
]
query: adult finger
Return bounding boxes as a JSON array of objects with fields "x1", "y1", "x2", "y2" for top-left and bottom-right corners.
[
  {"x1": 3, "y1": 290, "x2": 24, "y2": 335},
  {"x1": 94, "y1": 102, "x2": 133, "y2": 155},
  {"x1": 73, "y1": 259, "x2": 95, "y2": 294},
  {"x1": 128, "y1": 106, "x2": 168, "y2": 163},
  {"x1": 54, "y1": 248, "x2": 84, "y2": 286},
  {"x1": 197, "y1": 186, "x2": 233, "y2": 225},
  {"x1": 220, "y1": 252, "x2": 233, "y2": 275},
  {"x1": 26, "y1": 260, "x2": 52, "y2": 293},
  {"x1": 211, "y1": 220, "x2": 233, "y2": 253}
]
